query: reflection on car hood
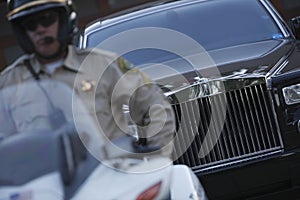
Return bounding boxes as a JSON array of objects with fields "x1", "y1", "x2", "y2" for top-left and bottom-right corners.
[
  {"x1": 207, "y1": 39, "x2": 291, "y2": 77},
  {"x1": 141, "y1": 39, "x2": 293, "y2": 91}
]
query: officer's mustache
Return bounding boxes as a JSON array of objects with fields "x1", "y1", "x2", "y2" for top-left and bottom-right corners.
[
  {"x1": 44, "y1": 36, "x2": 55, "y2": 44},
  {"x1": 43, "y1": 35, "x2": 70, "y2": 44},
  {"x1": 37, "y1": 36, "x2": 68, "y2": 60}
]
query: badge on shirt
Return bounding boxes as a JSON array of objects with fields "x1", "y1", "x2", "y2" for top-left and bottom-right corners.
[{"x1": 81, "y1": 80, "x2": 96, "y2": 92}]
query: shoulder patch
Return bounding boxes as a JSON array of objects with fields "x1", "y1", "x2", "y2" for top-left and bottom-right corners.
[{"x1": 117, "y1": 57, "x2": 134, "y2": 73}]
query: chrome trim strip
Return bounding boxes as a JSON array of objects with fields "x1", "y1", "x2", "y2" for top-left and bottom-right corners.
[
  {"x1": 84, "y1": 0, "x2": 209, "y2": 40},
  {"x1": 240, "y1": 88, "x2": 256, "y2": 151},
  {"x1": 249, "y1": 86, "x2": 265, "y2": 150},
  {"x1": 216, "y1": 94, "x2": 230, "y2": 158},
  {"x1": 245, "y1": 87, "x2": 261, "y2": 151},
  {"x1": 78, "y1": 34, "x2": 84, "y2": 49},
  {"x1": 266, "y1": 56, "x2": 287, "y2": 78},
  {"x1": 266, "y1": 89, "x2": 285, "y2": 148},
  {"x1": 192, "y1": 149, "x2": 283, "y2": 173},
  {"x1": 256, "y1": 85, "x2": 271, "y2": 147},
  {"x1": 267, "y1": 57, "x2": 289, "y2": 77},
  {"x1": 234, "y1": 90, "x2": 250, "y2": 153},
  {"x1": 84, "y1": 21, "x2": 102, "y2": 40},
  {"x1": 198, "y1": 98, "x2": 213, "y2": 163},
  {"x1": 260, "y1": 0, "x2": 290, "y2": 38},
  {"x1": 226, "y1": 93, "x2": 242, "y2": 156}
]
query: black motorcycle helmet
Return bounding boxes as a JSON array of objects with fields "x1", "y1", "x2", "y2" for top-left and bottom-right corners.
[{"x1": 7, "y1": 0, "x2": 77, "y2": 54}]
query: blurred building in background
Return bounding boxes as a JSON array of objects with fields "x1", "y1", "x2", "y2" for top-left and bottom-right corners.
[{"x1": 0, "y1": 0, "x2": 299, "y2": 71}]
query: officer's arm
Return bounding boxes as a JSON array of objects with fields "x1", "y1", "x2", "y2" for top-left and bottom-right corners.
[
  {"x1": 113, "y1": 57, "x2": 176, "y2": 156},
  {"x1": 129, "y1": 76, "x2": 175, "y2": 149}
]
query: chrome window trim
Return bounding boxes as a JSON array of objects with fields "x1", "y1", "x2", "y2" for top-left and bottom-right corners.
[
  {"x1": 81, "y1": 0, "x2": 289, "y2": 52},
  {"x1": 81, "y1": 0, "x2": 209, "y2": 49},
  {"x1": 260, "y1": 0, "x2": 290, "y2": 38}
]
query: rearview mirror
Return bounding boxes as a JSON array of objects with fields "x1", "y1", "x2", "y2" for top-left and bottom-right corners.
[{"x1": 289, "y1": 16, "x2": 300, "y2": 40}]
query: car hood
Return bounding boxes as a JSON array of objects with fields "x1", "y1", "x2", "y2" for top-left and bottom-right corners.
[
  {"x1": 206, "y1": 39, "x2": 292, "y2": 78},
  {"x1": 140, "y1": 39, "x2": 294, "y2": 91}
]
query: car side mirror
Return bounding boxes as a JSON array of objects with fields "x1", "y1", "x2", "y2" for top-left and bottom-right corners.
[{"x1": 289, "y1": 16, "x2": 300, "y2": 40}]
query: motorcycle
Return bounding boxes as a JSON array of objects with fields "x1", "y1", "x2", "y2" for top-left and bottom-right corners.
[{"x1": 0, "y1": 80, "x2": 207, "y2": 200}]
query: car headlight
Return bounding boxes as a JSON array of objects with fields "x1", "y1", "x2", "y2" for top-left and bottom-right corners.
[{"x1": 283, "y1": 83, "x2": 300, "y2": 105}]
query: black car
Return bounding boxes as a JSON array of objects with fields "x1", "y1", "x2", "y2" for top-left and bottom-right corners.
[{"x1": 78, "y1": 0, "x2": 300, "y2": 199}]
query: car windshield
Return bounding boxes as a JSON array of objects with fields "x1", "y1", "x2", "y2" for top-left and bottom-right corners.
[{"x1": 85, "y1": 0, "x2": 283, "y2": 65}]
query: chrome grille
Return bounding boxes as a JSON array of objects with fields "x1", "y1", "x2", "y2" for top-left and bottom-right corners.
[{"x1": 172, "y1": 81, "x2": 283, "y2": 172}]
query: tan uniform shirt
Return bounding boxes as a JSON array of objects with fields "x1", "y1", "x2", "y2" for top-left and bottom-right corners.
[{"x1": 0, "y1": 45, "x2": 175, "y2": 158}]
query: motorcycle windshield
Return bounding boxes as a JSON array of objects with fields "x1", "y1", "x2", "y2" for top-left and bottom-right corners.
[{"x1": 0, "y1": 80, "x2": 107, "y2": 198}]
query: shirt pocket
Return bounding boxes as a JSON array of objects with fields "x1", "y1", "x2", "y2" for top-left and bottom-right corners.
[{"x1": 11, "y1": 100, "x2": 53, "y2": 133}]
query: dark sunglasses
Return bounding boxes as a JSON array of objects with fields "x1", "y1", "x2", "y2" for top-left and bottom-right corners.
[{"x1": 21, "y1": 11, "x2": 59, "y2": 31}]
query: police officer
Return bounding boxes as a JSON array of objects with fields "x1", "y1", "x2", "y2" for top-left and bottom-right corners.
[{"x1": 0, "y1": 0, "x2": 175, "y2": 159}]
